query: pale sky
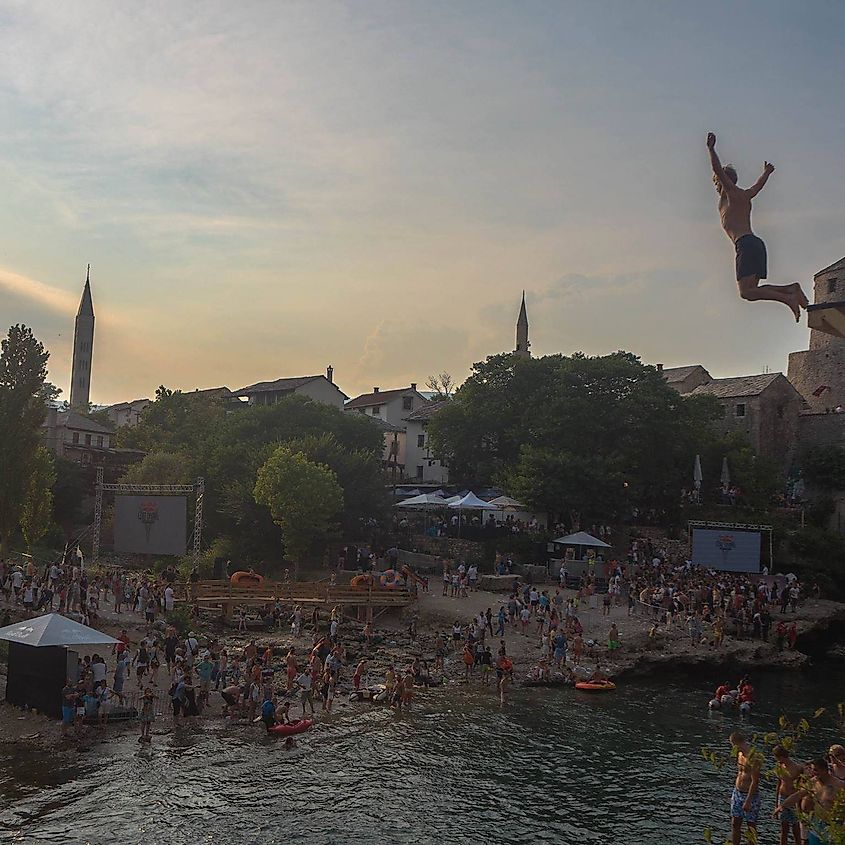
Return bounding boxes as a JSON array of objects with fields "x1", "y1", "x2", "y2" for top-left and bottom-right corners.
[{"x1": 1, "y1": 1, "x2": 844, "y2": 405}]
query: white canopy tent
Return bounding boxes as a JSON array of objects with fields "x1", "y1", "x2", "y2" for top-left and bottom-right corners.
[
  {"x1": 553, "y1": 531, "x2": 611, "y2": 548},
  {"x1": 448, "y1": 491, "x2": 498, "y2": 510},
  {"x1": 553, "y1": 531, "x2": 611, "y2": 564},
  {"x1": 488, "y1": 495, "x2": 527, "y2": 510},
  {"x1": 394, "y1": 493, "x2": 446, "y2": 510},
  {"x1": 0, "y1": 613, "x2": 119, "y2": 647}
]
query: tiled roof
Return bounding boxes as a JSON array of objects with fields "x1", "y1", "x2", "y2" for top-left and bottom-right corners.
[
  {"x1": 346, "y1": 387, "x2": 422, "y2": 409},
  {"x1": 186, "y1": 386, "x2": 233, "y2": 398},
  {"x1": 662, "y1": 365, "x2": 708, "y2": 382},
  {"x1": 104, "y1": 398, "x2": 150, "y2": 411},
  {"x1": 690, "y1": 373, "x2": 782, "y2": 399},
  {"x1": 236, "y1": 377, "x2": 320, "y2": 395},
  {"x1": 405, "y1": 399, "x2": 448, "y2": 421},
  {"x1": 815, "y1": 257, "x2": 845, "y2": 277},
  {"x1": 55, "y1": 411, "x2": 114, "y2": 434},
  {"x1": 364, "y1": 416, "x2": 405, "y2": 433}
]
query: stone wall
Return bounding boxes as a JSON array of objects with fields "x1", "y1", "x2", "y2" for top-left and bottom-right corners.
[
  {"x1": 797, "y1": 411, "x2": 845, "y2": 451},
  {"x1": 788, "y1": 345, "x2": 845, "y2": 412},
  {"x1": 709, "y1": 380, "x2": 801, "y2": 472}
]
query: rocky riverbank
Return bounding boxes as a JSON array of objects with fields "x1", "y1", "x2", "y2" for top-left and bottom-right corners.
[{"x1": 1, "y1": 589, "x2": 842, "y2": 757}]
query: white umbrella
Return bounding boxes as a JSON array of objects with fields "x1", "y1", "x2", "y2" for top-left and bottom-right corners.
[
  {"x1": 693, "y1": 454, "x2": 703, "y2": 491},
  {"x1": 720, "y1": 457, "x2": 730, "y2": 492}
]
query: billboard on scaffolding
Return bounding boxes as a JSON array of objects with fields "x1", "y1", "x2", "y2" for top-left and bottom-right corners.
[
  {"x1": 114, "y1": 495, "x2": 187, "y2": 555},
  {"x1": 691, "y1": 527, "x2": 761, "y2": 573}
]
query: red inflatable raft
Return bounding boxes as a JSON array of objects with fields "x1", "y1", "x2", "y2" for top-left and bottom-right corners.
[
  {"x1": 575, "y1": 680, "x2": 616, "y2": 692},
  {"x1": 267, "y1": 719, "x2": 314, "y2": 737}
]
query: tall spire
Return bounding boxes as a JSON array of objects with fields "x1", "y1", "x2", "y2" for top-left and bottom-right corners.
[
  {"x1": 514, "y1": 290, "x2": 530, "y2": 359},
  {"x1": 70, "y1": 265, "x2": 95, "y2": 409},
  {"x1": 77, "y1": 264, "x2": 94, "y2": 317}
]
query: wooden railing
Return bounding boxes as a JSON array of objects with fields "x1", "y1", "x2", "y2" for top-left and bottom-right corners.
[{"x1": 182, "y1": 579, "x2": 412, "y2": 609}]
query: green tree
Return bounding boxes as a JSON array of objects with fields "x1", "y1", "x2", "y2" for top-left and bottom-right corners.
[
  {"x1": 430, "y1": 351, "x2": 721, "y2": 519},
  {"x1": 254, "y1": 447, "x2": 344, "y2": 569},
  {"x1": 52, "y1": 456, "x2": 87, "y2": 533},
  {"x1": 120, "y1": 451, "x2": 194, "y2": 485},
  {"x1": 700, "y1": 431, "x2": 780, "y2": 510},
  {"x1": 801, "y1": 444, "x2": 845, "y2": 492},
  {"x1": 20, "y1": 446, "x2": 57, "y2": 551},
  {"x1": 0, "y1": 325, "x2": 51, "y2": 552},
  {"x1": 118, "y1": 390, "x2": 386, "y2": 561}
]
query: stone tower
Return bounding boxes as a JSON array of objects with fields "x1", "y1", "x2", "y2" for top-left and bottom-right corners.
[
  {"x1": 514, "y1": 291, "x2": 530, "y2": 359},
  {"x1": 69, "y1": 265, "x2": 95, "y2": 410},
  {"x1": 787, "y1": 257, "x2": 845, "y2": 411}
]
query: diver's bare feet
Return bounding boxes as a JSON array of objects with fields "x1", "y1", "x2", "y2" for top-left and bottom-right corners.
[
  {"x1": 785, "y1": 290, "x2": 802, "y2": 323},
  {"x1": 789, "y1": 282, "x2": 809, "y2": 309}
]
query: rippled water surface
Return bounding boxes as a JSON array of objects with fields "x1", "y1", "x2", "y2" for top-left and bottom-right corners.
[{"x1": 1, "y1": 667, "x2": 843, "y2": 845}]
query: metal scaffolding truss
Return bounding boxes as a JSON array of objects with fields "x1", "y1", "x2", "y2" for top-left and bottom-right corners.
[{"x1": 92, "y1": 467, "x2": 205, "y2": 566}]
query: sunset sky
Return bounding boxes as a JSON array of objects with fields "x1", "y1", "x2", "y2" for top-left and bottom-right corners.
[{"x1": 2, "y1": 1, "x2": 844, "y2": 405}]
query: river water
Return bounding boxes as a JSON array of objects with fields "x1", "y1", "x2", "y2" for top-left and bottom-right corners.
[{"x1": 1, "y1": 665, "x2": 843, "y2": 845}]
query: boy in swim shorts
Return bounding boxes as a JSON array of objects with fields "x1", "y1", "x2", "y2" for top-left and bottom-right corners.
[{"x1": 707, "y1": 132, "x2": 807, "y2": 322}]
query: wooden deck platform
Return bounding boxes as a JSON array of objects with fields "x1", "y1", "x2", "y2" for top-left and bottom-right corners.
[
  {"x1": 180, "y1": 579, "x2": 414, "y2": 619},
  {"x1": 807, "y1": 300, "x2": 845, "y2": 339}
]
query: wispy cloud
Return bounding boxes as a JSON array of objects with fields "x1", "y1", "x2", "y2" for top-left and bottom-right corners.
[{"x1": 0, "y1": 267, "x2": 77, "y2": 315}]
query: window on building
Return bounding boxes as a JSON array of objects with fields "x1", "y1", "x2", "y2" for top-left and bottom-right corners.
[
  {"x1": 85, "y1": 434, "x2": 91, "y2": 445},
  {"x1": 97, "y1": 436, "x2": 104, "y2": 447},
  {"x1": 416, "y1": 465, "x2": 424, "y2": 478},
  {"x1": 72, "y1": 431, "x2": 79, "y2": 444},
  {"x1": 829, "y1": 278, "x2": 838, "y2": 294},
  {"x1": 417, "y1": 434, "x2": 425, "y2": 448},
  {"x1": 403, "y1": 396, "x2": 414, "y2": 410},
  {"x1": 735, "y1": 403, "x2": 746, "y2": 418},
  {"x1": 372, "y1": 406, "x2": 381, "y2": 415}
]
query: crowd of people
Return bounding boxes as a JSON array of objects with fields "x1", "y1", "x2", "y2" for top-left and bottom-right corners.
[{"x1": 0, "y1": 556, "x2": 189, "y2": 627}]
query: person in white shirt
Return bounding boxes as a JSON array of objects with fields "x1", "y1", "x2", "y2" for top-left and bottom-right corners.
[
  {"x1": 164, "y1": 586, "x2": 175, "y2": 613},
  {"x1": 184, "y1": 634, "x2": 198, "y2": 668},
  {"x1": 295, "y1": 672, "x2": 314, "y2": 717}
]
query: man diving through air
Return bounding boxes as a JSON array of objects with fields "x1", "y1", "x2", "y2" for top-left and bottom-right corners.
[{"x1": 707, "y1": 132, "x2": 808, "y2": 321}]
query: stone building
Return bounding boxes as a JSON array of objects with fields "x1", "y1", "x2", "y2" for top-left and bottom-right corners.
[
  {"x1": 660, "y1": 364, "x2": 712, "y2": 395},
  {"x1": 236, "y1": 368, "x2": 347, "y2": 409},
  {"x1": 688, "y1": 373, "x2": 803, "y2": 470},
  {"x1": 788, "y1": 256, "x2": 845, "y2": 413}
]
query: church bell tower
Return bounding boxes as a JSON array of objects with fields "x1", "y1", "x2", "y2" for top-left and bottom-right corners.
[{"x1": 69, "y1": 265, "x2": 95, "y2": 410}]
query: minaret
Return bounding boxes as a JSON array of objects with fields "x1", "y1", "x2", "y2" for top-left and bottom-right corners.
[
  {"x1": 69, "y1": 265, "x2": 95, "y2": 410},
  {"x1": 514, "y1": 290, "x2": 530, "y2": 359}
]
